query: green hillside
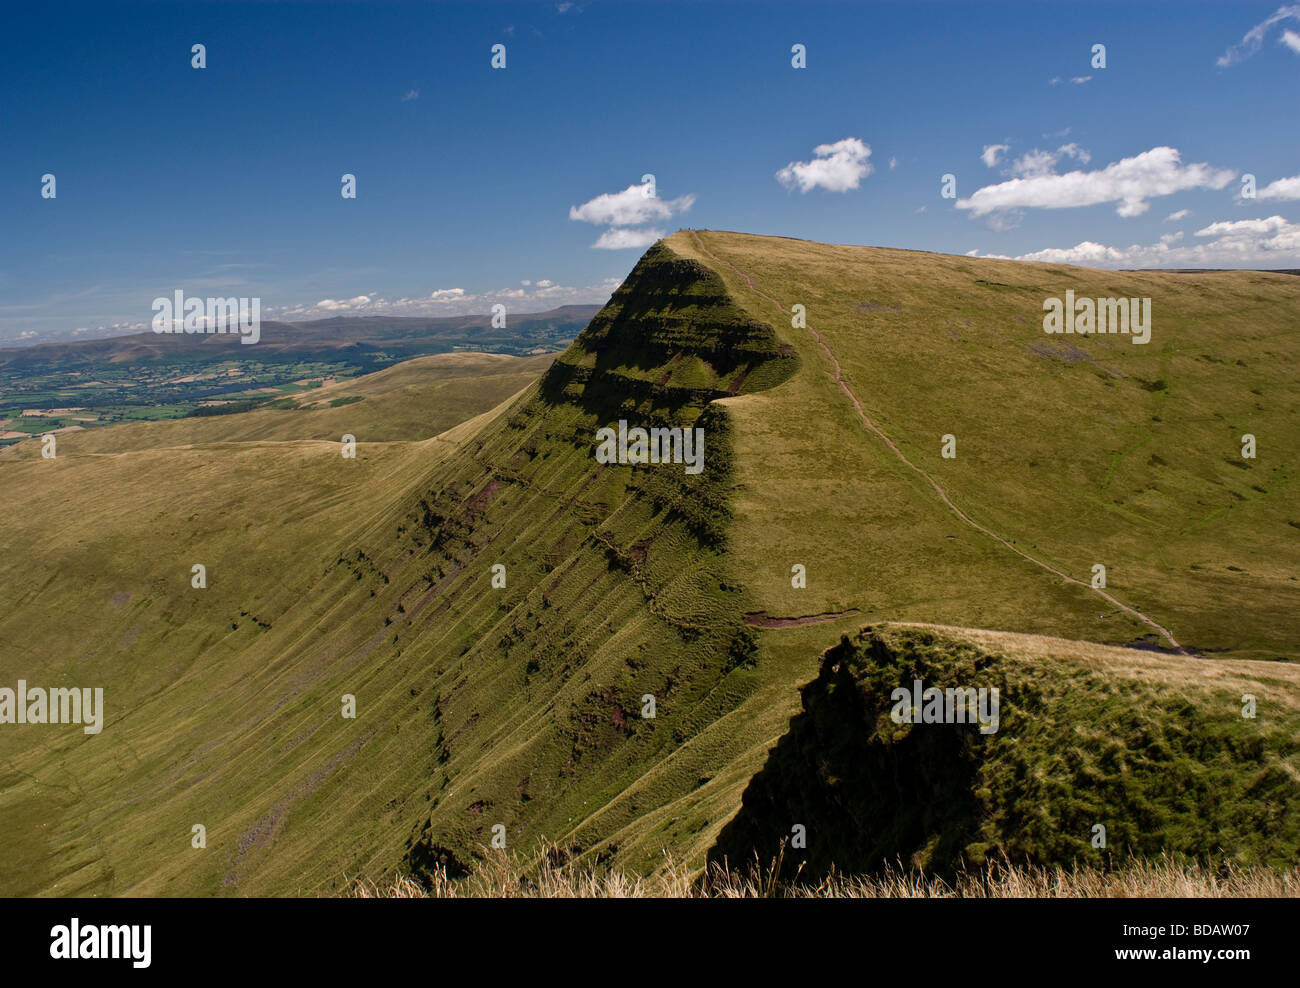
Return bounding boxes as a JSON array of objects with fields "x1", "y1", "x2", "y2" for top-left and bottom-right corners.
[
  {"x1": 672, "y1": 230, "x2": 1299, "y2": 663},
  {"x1": 713, "y1": 624, "x2": 1300, "y2": 878},
  {"x1": 1, "y1": 231, "x2": 1296, "y2": 896}
]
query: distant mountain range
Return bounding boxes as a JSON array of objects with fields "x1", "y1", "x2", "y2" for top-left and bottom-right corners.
[{"x1": 0, "y1": 305, "x2": 604, "y2": 370}]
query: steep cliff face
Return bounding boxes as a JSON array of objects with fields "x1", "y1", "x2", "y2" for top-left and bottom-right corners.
[
  {"x1": 541, "y1": 241, "x2": 798, "y2": 412},
  {"x1": 711, "y1": 625, "x2": 1300, "y2": 879},
  {"x1": 397, "y1": 242, "x2": 799, "y2": 879}
]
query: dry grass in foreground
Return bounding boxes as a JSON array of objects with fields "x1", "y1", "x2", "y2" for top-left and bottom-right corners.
[{"x1": 345, "y1": 849, "x2": 1300, "y2": 898}]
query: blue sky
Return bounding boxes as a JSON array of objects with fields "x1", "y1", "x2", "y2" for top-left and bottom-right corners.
[{"x1": 3, "y1": 1, "x2": 1298, "y2": 345}]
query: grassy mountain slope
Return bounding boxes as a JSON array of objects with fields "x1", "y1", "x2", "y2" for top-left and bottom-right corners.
[
  {"x1": 0, "y1": 355, "x2": 555, "y2": 894},
  {"x1": 1, "y1": 231, "x2": 1296, "y2": 895},
  {"x1": 0, "y1": 243, "x2": 799, "y2": 894},
  {"x1": 670, "y1": 230, "x2": 1298, "y2": 662},
  {"x1": 712, "y1": 623, "x2": 1300, "y2": 877}
]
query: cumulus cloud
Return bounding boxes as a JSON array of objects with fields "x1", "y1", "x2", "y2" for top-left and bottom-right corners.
[
  {"x1": 956, "y1": 146, "x2": 1236, "y2": 221},
  {"x1": 981, "y1": 144, "x2": 1009, "y2": 168},
  {"x1": 1258, "y1": 174, "x2": 1300, "y2": 200},
  {"x1": 569, "y1": 180, "x2": 693, "y2": 248},
  {"x1": 1007, "y1": 143, "x2": 1091, "y2": 179},
  {"x1": 775, "y1": 137, "x2": 873, "y2": 193},
  {"x1": 967, "y1": 215, "x2": 1300, "y2": 268},
  {"x1": 316, "y1": 295, "x2": 373, "y2": 311},
  {"x1": 592, "y1": 227, "x2": 664, "y2": 250},
  {"x1": 1165, "y1": 208, "x2": 1191, "y2": 222},
  {"x1": 1217, "y1": 4, "x2": 1300, "y2": 66},
  {"x1": 569, "y1": 182, "x2": 694, "y2": 227},
  {"x1": 1194, "y1": 215, "x2": 1300, "y2": 244},
  {"x1": 267, "y1": 278, "x2": 621, "y2": 323}
]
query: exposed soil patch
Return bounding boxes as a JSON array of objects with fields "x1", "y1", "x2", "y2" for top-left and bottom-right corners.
[
  {"x1": 1027, "y1": 340, "x2": 1091, "y2": 363},
  {"x1": 465, "y1": 477, "x2": 503, "y2": 517},
  {"x1": 726, "y1": 363, "x2": 753, "y2": 394},
  {"x1": 225, "y1": 730, "x2": 374, "y2": 886},
  {"x1": 744, "y1": 608, "x2": 860, "y2": 629}
]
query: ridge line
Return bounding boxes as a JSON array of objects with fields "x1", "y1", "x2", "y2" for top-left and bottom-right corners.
[{"x1": 685, "y1": 231, "x2": 1184, "y2": 653}]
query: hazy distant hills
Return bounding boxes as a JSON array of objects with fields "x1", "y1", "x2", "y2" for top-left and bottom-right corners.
[
  {"x1": 0, "y1": 305, "x2": 603, "y2": 371},
  {"x1": 0, "y1": 305, "x2": 602, "y2": 440}
]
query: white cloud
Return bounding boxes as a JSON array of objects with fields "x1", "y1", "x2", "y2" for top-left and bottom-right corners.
[
  {"x1": 535, "y1": 279, "x2": 553, "y2": 287},
  {"x1": 569, "y1": 180, "x2": 694, "y2": 248},
  {"x1": 569, "y1": 182, "x2": 694, "y2": 227},
  {"x1": 1283, "y1": 28, "x2": 1300, "y2": 52},
  {"x1": 1217, "y1": 4, "x2": 1300, "y2": 66},
  {"x1": 981, "y1": 143, "x2": 1010, "y2": 168},
  {"x1": 1194, "y1": 215, "x2": 1300, "y2": 242},
  {"x1": 967, "y1": 214, "x2": 1300, "y2": 268},
  {"x1": 1165, "y1": 208, "x2": 1191, "y2": 222},
  {"x1": 889, "y1": 156, "x2": 898, "y2": 170},
  {"x1": 401, "y1": 89, "x2": 419, "y2": 101},
  {"x1": 1071, "y1": 75, "x2": 1092, "y2": 84},
  {"x1": 266, "y1": 278, "x2": 619, "y2": 323},
  {"x1": 1258, "y1": 174, "x2": 1300, "y2": 200},
  {"x1": 1007, "y1": 143, "x2": 1091, "y2": 179},
  {"x1": 592, "y1": 227, "x2": 664, "y2": 250},
  {"x1": 775, "y1": 137, "x2": 873, "y2": 193},
  {"x1": 1007, "y1": 149, "x2": 1056, "y2": 179},
  {"x1": 956, "y1": 146, "x2": 1236, "y2": 221},
  {"x1": 315, "y1": 295, "x2": 373, "y2": 311}
]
